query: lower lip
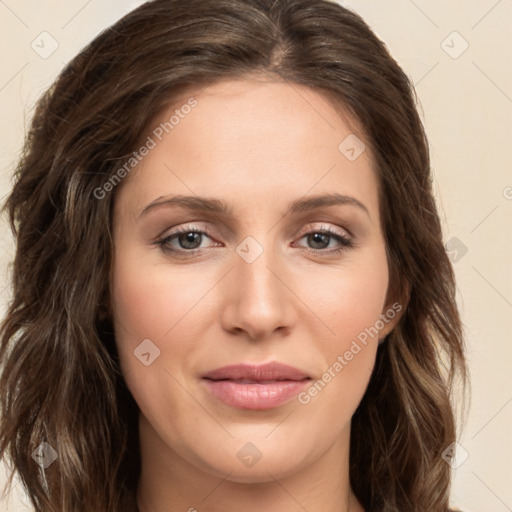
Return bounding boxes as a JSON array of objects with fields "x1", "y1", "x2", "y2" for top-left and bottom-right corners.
[{"x1": 203, "y1": 379, "x2": 311, "y2": 410}]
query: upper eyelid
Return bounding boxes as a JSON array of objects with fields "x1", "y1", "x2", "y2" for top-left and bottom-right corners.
[
  {"x1": 295, "y1": 223, "x2": 351, "y2": 238},
  {"x1": 160, "y1": 223, "x2": 352, "y2": 245}
]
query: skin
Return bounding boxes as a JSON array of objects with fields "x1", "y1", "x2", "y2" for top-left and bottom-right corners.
[{"x1": 111, "y1": 76, "x2": 401, "y2": 512}]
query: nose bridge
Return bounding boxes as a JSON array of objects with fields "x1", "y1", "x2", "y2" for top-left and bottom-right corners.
[
  {"x1": 221, "y1": 233, "x2": 293, "y2": 338},
  {"x1": 238, "y1": 236, "x2": 280, "y2": 298}
]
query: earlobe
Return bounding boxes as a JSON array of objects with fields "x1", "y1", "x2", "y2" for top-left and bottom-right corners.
[
  {"x1": 376, "y1": 309, "x2": 400, "y2": 341},
  {"x1": 378, "y1": 280, "x2": 410, "y2": 342},
  {"x1": 376, "y1": 308, "x2": 401, "y2": 343},
  {"x1": 97, "y1": 302, "x2": 111, "y2": 321}
]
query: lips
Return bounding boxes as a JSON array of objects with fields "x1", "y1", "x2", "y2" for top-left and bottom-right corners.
[
  {"x1": 201, "y1": 362, "x2": 310, "y2": 382},
  {"x1": 201, "y1": 362, "x2": 311, "y2": 410}
]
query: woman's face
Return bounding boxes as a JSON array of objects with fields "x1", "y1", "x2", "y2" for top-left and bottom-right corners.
[{"x1": 111, "y1": 78, "x2": 399, "y2": 482}]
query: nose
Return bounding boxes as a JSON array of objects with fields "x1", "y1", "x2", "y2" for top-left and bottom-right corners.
[{"x1": 220, "y1": 240, "x2": 297, "y2": 341}]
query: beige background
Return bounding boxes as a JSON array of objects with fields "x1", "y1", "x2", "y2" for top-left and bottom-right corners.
[{"x1": 1, "y1": 1, "x2": 511, "y2": 511}]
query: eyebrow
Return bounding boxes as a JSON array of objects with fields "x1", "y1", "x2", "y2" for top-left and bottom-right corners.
[{"x1": 139, "y1": 192, "x2": 370, "y2": 219}]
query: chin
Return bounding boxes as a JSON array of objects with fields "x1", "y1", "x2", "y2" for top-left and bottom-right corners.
[{"x1": 196, "y1": 444, "x2": 314, "y2": 484}]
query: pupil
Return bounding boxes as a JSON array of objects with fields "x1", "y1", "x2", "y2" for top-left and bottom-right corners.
[
  {"x1": 180, "y1": 232, "x2": 201, "y2": 249},
  {"x1": 310, "y1": 233, "x2": 329, "y2": 249}
]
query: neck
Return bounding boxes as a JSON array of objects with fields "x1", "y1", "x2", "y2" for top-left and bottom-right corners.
[{"x1": 135, "y1": 413, "x2": 365, "y2": 512}]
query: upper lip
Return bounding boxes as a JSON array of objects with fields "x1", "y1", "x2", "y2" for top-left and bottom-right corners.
[{"x1": 202, "y1": 362, "x2": 310, "y2": 381}]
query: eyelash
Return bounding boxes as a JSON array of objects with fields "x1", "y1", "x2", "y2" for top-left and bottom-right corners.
[{"x1": 155, "y1": 224, "x2": 354, "y2": 258}]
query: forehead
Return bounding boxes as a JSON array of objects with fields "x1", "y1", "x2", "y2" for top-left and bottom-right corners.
[
  {"x1": 114, "y1": 77, "x2": 379, "y2": 221},
  {"x1": 157, "y1": 76, "x2": 366, "y2": 149}
]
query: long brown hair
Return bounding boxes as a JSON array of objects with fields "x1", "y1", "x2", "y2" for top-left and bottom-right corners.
[{"x1": 0, "y1": 0, "x2": 468, "y2": 510}]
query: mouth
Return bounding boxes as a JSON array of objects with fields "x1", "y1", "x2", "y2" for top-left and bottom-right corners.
[{"x1": 201, "y1": 362, "x2": 312, "y2": 410}]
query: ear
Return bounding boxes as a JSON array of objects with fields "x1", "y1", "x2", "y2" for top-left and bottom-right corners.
[
  {"x1": 97, "y1": 294, "x2": 112, "y2": 321},
  {"x1": 378, "y1": 279, "x2": 410, "y2": 343},
  {"x1": 97, "y1": 304, "x2": 110, "y2": 321}
]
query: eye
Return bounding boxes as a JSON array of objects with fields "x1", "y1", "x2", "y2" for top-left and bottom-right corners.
[
  {"x1": 154, "y1": 223, "x2": 354, "y2": 258},
  {"x1": 294, "y1": 224, "x2": 354, "y2": 255},
  {"x1": 155, "y1": 225, "x2": 219, "y2": 256}
]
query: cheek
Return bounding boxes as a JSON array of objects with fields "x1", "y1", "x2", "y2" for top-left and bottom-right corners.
[
  {"x1": 110, "y1": 249, "x2": 219, "y2": 402},
  {"x1": 301, "y1": 247, "x2": 389, "y2": 348},
  {"x1": 109, "y1": 255, "x2": 195, "y2": 423},
  {"x1": 297, "y1": 248, "x2": 388, "y2": 403},
  {"x1": 111, "y1": 249, "x2": 209, "y2": 343}
]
